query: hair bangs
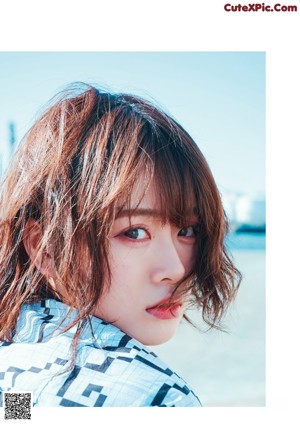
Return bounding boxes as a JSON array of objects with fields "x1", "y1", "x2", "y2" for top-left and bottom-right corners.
[
  {"x1": 153, "y1": 150, "x2": 199, "y2": 228},
  {"x1": 121, "y1": 120, "x2": 201, "y2": 228}
]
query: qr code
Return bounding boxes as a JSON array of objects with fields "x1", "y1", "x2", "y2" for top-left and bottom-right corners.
[{"x1": 3, "y1": 392, "x2": 32, "y2": 420}]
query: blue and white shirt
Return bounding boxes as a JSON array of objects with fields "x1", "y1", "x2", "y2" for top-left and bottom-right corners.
[{"x1": 0, "y1": 299, "x2": 201, "y2": 407}]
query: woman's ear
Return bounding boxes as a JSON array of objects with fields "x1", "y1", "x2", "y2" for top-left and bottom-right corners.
[{"x1": 23, "y1": 218, "x2": 56, "y2": 279}]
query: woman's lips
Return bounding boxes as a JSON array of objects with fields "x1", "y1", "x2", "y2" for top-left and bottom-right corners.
[{"x1": 146, "y1": 298, "x2": 182, "y2": 320}]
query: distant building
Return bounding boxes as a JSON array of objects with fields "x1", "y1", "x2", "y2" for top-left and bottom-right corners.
[
  {"x1": 222, "y1": 191, "x2": 266, "y2": 233},
  {"x1": 8, "y1": 122, "x2": 16, "y2": 151},
  {"x1": 0, "y1": 121, "x2": 17, "y2": 178}
]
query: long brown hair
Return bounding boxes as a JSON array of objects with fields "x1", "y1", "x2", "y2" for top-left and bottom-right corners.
[{"x1": 0, "y1": 83, "x2": 241, "y2": 342}]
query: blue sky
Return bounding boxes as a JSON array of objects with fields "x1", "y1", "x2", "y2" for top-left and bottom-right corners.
[{"x1": 0, "y1": 52, "x2": 265, "y2": 196}]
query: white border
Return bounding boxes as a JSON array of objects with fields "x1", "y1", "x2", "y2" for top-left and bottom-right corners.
[{"x1": 1, "y1": 0, "x2": 299, "y2": 422}]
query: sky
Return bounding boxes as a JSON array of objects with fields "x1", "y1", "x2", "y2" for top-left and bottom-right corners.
[{"x1": 0, "y1": 51, "x2": 265, "y2": 197}]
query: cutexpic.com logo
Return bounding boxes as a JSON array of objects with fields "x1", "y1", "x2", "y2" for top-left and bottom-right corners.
[{"x1": 224, "y1": 3, "x2": 298, "y2": 12}]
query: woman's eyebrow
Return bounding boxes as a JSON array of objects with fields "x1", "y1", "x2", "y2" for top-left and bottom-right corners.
[
  {"x1": 116, "y1": 208, "x2": 199, "y2": 220},
  {"x1": 116, "y1": 208, "x2": 162, "y2": 219}
]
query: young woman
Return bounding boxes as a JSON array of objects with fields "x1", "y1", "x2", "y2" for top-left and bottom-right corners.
[{"x1": 0, "y1": 84, "x2": 241, "y2": 407}]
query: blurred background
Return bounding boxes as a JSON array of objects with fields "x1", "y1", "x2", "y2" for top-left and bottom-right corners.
[{"x1": 0, "y1": 51, "x2": 265, "y2": 406}]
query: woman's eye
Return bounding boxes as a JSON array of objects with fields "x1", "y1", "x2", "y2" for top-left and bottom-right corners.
[
  {"x1": 178, "y1": 225, "x2": 198, "y2": 238},
  {"x1": 123, "y1": 228, "x2": 149, "y2": 240}
]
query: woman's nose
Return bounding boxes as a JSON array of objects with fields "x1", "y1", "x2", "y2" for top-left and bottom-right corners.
[{"x1": 149, "y1": 235, "x2": 186, "y2": 284}]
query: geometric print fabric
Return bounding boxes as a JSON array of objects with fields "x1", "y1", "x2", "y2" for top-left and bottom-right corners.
[{"x1": 0, "y1": 299, "x2": 201, "y2": 407}]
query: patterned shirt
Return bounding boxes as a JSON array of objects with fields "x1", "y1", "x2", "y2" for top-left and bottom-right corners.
[{"x1": 0, "y1": 299, "x2": 201, "y2": 407}]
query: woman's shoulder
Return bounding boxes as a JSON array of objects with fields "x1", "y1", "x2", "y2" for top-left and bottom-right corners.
[
  {"x1": 76, "y1": 318, "x2": 202, "y2": 406},
  {"x1": 10, "y1": 299, "x2": 79, "y2": 343},
  {"x1": 0, "y1": 300, "x2": 201, "y2": 407}
]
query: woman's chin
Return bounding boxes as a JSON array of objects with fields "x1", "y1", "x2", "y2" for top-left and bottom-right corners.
[{"x1": 133, "y1": 324, "x2": 179, "y2": 347}]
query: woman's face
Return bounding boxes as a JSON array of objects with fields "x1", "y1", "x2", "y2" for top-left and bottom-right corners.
[{"x1": 94, "y1": 180, "x2": 198, "y2": 346}]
